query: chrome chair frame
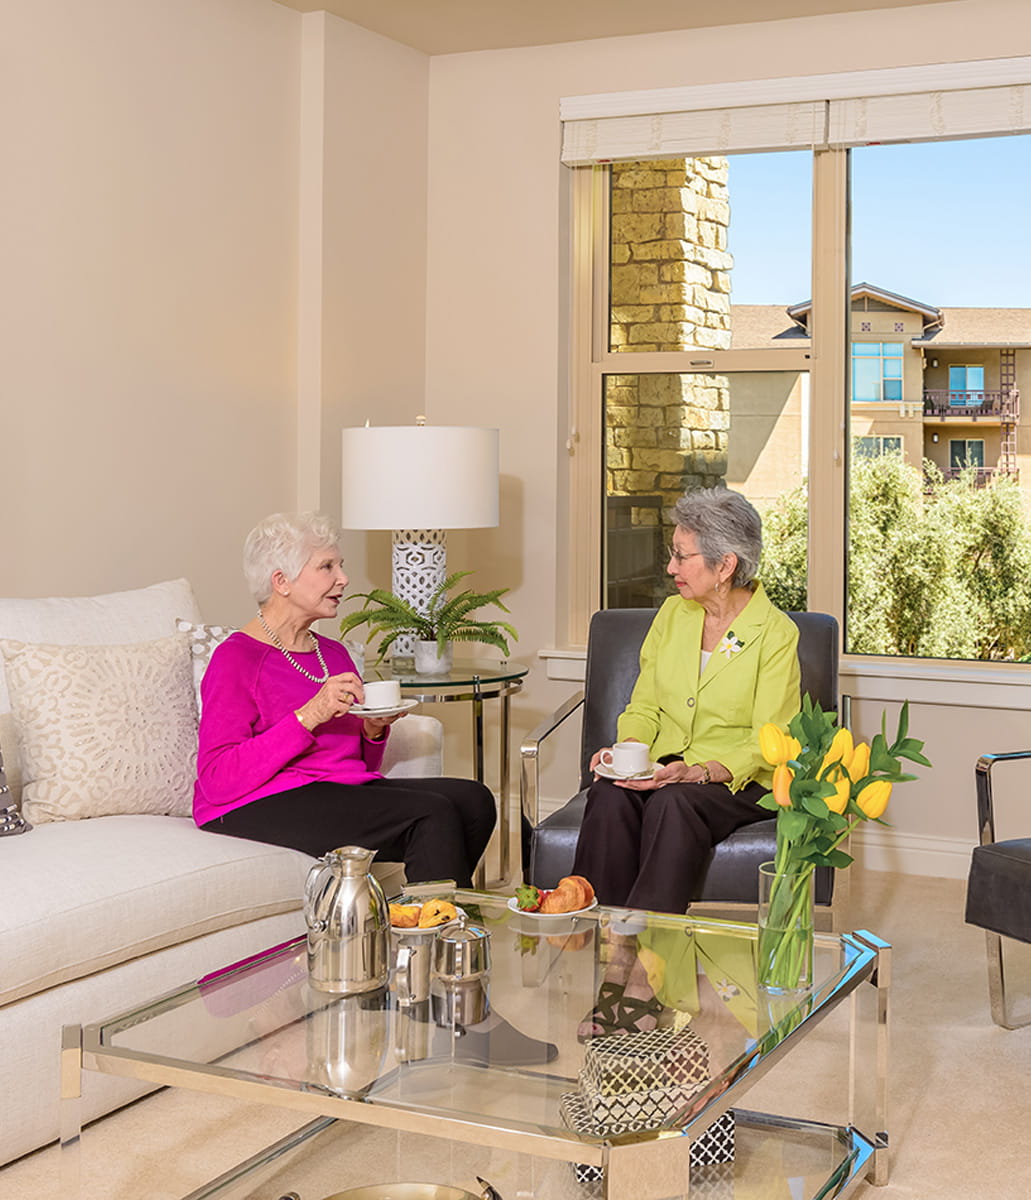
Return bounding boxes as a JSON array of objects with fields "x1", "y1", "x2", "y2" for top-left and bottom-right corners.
[{"x1": 971, "y1": 751, "x2": 1031, "y2": 1029}]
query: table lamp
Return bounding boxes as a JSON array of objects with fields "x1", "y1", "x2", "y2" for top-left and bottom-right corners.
[{"x1": 340, "y1": 420, "x2": 500, "y2": 655}]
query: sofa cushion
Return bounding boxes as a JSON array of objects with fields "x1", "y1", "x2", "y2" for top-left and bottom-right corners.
[
  {"x1": 0, "y1": 578, "x2": 200, "y2": 805},
  {"x1": 0, "y1": 814, "x2": 313, "y2": 1006},
  {"x1": 0, "y1": 634, "x2": 198, "y2": 824},
  {"x1": 176, "y1": 619, "x2": 235, "y2": 714}
]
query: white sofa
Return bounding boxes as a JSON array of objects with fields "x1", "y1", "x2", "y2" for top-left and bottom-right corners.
[{"x1": 0, "y1": 579, "x2": 442, "y2": 1167}]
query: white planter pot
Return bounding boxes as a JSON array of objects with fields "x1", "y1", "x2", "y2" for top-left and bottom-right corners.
[{"x1": 414, "y1": 639, "x2": 453, "y2": 675}]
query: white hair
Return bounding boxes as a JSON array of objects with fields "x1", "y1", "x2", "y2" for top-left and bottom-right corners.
[
  {"x1": 673, "y1": 487, "x2": 763, "y2": 588},
  {"x1": 243, "y1": 512, "x2": 341, "y2": 604}
]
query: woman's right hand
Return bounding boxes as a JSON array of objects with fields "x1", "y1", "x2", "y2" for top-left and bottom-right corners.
[{"x1": 295, "y1": 672, "x2": 363, "y2": 731}]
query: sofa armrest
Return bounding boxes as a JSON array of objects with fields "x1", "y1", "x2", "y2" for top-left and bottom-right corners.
[
  {"x1": 381, "y1": 713, "x2": 443, "y2": 779},
  {"x1": 520, "y1": 690, "x2": 584, "y2": 827}
]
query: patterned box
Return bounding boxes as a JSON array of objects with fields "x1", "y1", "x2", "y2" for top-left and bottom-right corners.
[
  {"x1": 563, "y1": 1024, "x2": 735, "y2": 1176},
  {"x1": 566, "y1": 1107, "x2": 736, "y2": 1175},
  {"x1": 580, "y1": 1026, "x2": 710, "y2": 1097}
]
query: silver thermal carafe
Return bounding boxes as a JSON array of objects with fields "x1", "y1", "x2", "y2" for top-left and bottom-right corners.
[{"x1": 304, "y1": 845, "x2": 389, "y2": 994}]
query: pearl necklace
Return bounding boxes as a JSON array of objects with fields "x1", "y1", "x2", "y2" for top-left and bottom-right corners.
[{"x1": 256, "y1": 610, "x2": 330, "y2": 683}]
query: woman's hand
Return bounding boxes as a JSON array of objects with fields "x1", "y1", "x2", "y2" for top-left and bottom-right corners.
[
  {"x1": 295, "y1": 672, "x2": 364, "y2": 731},
  {"x1": 362, "y1": 711, "x2": 408, "y2": 741},
  {"x1": 648, "y1": 760, "x2": 731, "y2": 789}
]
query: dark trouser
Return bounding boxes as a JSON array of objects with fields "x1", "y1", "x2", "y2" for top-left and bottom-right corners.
[
  {"x1": 571, "y1": 777, "x2": 769, "y2": 914},
  {"x1": 201, "y1": 776, "x2": 496, "y2": 889}
]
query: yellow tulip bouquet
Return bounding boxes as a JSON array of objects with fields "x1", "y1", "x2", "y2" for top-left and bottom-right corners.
[{"x1": 754, "y1": 696, "x2": 930, "y2": 991}]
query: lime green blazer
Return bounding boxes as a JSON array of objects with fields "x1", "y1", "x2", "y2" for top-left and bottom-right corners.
[{"x1": 615, "y1": 582, "x2": 801, "y2": 792}]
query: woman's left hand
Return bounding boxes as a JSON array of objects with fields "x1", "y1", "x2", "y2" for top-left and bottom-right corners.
[
  {"x1": 362, "y1": 711, "x2": 408, "y2": 741},
  {"x1": 616, "y1": 759, "x2": 730, "y2": 789}
]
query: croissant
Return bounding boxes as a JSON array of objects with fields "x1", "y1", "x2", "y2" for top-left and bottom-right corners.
[
  {"x1": 418, "y1": 898, "x2": 458, "y2": 928},
  {"x1": 540, "y1": 882, "x2": 583, "y2": 914},
  {"x1": 389, "y1": 903, "x2": 421, "y2": 928}
]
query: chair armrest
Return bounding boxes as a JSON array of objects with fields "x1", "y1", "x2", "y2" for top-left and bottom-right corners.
[
  {"x1": 520, "y1": 690, "x2": 585, "y2": 826},
  {"x1": 975, "y1": 751, "x2": 1031, "y2": 844}
]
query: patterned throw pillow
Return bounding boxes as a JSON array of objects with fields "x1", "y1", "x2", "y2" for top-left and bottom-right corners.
[
  {"x1": 0, "y1": 634, "x2": 197, "y2": 824},
  {"x1": 175, "y1": 619, "x2": 236, "y2": 713}
]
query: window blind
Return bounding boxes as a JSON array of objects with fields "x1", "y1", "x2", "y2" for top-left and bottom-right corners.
[{"x1": 561, "y1": 56, "x2": 1031, "y2": 165}]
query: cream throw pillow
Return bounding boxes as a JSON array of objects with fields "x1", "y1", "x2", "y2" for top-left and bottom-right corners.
[
  {"x1": 0, "y1": 634, "x2": 198, "y2": 824},
  {"x1": 175, "y1": 619, "x2": 235, "y2": 714}
]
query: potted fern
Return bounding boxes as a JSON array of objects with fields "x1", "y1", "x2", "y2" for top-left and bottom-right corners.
[{"x1": 339, "y1": 571, "x2": 518, "y2": 673}]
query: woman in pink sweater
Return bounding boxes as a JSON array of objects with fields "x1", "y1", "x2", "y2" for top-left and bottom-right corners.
[{"x1": 194, "y1": 512, "x2": 495, "y2": 888}]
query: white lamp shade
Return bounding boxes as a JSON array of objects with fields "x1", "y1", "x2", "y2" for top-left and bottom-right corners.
[{"x1": 340, "y1": 425, "x2": 499, "y2": 530}]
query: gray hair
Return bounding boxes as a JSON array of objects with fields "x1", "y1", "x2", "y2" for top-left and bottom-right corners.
[
  {"x1": 672, "y1": 487, "x2": 762, "y2": 588},
  {"x1": 243, "y1": 512, "x2": 341, "y2": 604}
]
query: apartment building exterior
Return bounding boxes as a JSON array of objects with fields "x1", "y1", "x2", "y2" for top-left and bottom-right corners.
[{"x1": 730, "y1": 284, "x2": 1031, "y2": 499}]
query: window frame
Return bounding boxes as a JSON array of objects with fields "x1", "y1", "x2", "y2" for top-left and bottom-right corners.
[{"x1": 561, "y1": 145, "x2": 1031, "y2": 683}]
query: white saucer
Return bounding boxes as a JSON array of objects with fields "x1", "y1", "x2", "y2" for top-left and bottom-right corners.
[
  {"x1": 594, "y1": 761, "x2": 660, "y2": 782},
  {"x1": 351, "y1": 698, "x2": 419, "y2": 718},
  {"x1": 506, "y1": 896, "x2": 598, "y2": 920}
]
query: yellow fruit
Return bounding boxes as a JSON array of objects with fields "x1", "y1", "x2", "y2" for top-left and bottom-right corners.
[
  {"x1": 772, "y1": 762, "x2": 794, "y2": 807},
  {"x1": 856, "y1": 780, "x2": 892, "y2": 820},
  {"x1": 760, "y1": 723, "x2": 790, "y2": 766}
]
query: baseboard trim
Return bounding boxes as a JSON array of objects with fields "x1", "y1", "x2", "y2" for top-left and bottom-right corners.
[{"x1": 851, "y1": 827, "x2": 974, "y2": 880}]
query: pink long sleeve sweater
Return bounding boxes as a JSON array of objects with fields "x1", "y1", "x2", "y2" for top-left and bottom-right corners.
[{"x1": 192, "y1": 632, "x2": 387, "y2": 826}]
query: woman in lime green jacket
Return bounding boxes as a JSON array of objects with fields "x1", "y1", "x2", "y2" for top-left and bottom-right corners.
[{"x1": 572, "y1": 487, "x2": 800, "y2": 916}]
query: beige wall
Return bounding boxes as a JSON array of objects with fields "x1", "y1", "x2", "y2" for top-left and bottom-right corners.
[
  {"x1": 311, "y1": 13, "x2": 431, "y2": 596},
  {"x1": 422, "y1": 0, "x2": 1031, "y2": 865},
  {"x1": 2, "y1": 0, "x2": 301, "y2": 621}
]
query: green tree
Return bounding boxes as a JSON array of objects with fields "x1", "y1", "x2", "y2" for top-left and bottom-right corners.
[{"x1": 759, "y1": 457, "x2": 1031, "y2": 661}]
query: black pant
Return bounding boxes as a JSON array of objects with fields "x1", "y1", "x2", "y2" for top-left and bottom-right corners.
[
  {"x1": 201, "y1": 776, "x2": 496, "y2": 888},
  {"x1": 571, "y1": 777, "x2": 768, "y2": 913}
]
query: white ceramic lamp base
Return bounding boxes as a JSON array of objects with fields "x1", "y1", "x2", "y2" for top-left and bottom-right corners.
[{"x1": 392, "y1": 529, "x2": 447, "y2": 658}]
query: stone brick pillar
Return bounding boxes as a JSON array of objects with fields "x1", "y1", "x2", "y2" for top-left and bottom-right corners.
[{"x1": 607, "y1": 158, "x2": 732, "y2": 522}]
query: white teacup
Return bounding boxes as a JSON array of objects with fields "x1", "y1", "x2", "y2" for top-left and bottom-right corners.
[
  {"x1": 600, "y1": 741, "x2": 652, "y2": 777},
  {"x1": 362, "y1": 679, "x2": 402, "y2": 709}
]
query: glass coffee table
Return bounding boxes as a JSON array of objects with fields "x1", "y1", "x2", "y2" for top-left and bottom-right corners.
[{"x1": 62, "y1": 887, "x2": 889, "y2": 1200}]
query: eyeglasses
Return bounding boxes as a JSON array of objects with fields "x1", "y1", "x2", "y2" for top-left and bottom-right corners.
[{"x1": 667, "y1": 545, "x2": 705, "y2": 566}]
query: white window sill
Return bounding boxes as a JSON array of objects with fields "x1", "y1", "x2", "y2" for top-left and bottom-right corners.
[{"x1": 540, "y1": 645, "x2": 1031, "y2": 709}]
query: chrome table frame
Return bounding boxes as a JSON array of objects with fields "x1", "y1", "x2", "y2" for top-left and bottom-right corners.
[
  {"x1": 61, "y1": 910, "x2": 890, "y2": 1200},
  {"x1": 373, "y1": 659, "x2": 528, "y2": 888}
]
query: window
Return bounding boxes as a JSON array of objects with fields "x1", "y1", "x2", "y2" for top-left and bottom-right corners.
[
  {"x1": 565, "y1": 59, "x2": 1031, "y2": 663},
  {"x1": 948, "y1": 365, "x2": 986, "y2": 406},
  {"x1": 596, "y1": 151, "x2": 814, "y2": 615},
  {"x1": 949, "y1": 439, "x2": 985, "y2": 469},
  {"x1": 852, "y1": 343, "x2": 904, "y2": 403},
  {"x1": 849, "y1": 135, "x2": 1031, "y2": 660},
  {"x1": 604, "y1": 369, "x2": 810, "y2": 611},
  {"x1": 854, "y1": 436, "x2": 902, "y2": 458}
]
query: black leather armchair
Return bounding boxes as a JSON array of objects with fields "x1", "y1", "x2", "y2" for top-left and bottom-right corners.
[
  {"x1": 521, "y1": 608, "x2": 845, "y2": 928},
  {"x1": 965, "y1": 751, "x2": 1031, "y2": 1028}
]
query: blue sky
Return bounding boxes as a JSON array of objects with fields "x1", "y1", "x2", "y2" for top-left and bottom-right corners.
[{"x1": 726, "y1": 134, "x2": 1031, "y2": 309}]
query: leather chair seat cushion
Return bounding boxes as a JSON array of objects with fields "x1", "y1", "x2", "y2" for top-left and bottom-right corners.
[
  {"x1": 966, "y1": 838, "x2": 1031, "y2": 943},
  {"x1": 531, "y1": 795, "x2": 833, "y2": 905}
]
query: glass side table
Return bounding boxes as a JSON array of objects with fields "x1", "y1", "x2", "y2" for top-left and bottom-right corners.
[{"x1": 367, "y1": 657, "x2": 529, "y2": 887}]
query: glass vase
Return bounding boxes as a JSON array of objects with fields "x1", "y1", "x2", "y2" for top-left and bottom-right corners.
[{"x1": 757, "y1": 860, "x2": 814, "y2": 993}]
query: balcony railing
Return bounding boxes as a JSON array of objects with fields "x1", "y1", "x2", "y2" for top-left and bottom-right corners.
[
  {"x1": 923, "y1": 389, "x2": 1019, "y2": 419},
  {"x1": 930, "y1": 465, "x2": 1020, "y2": 488}
]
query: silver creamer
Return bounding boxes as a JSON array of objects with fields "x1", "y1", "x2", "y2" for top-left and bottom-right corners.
[{"x1": 304, "y1": 845, "x2": 389, "y2": 994}]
